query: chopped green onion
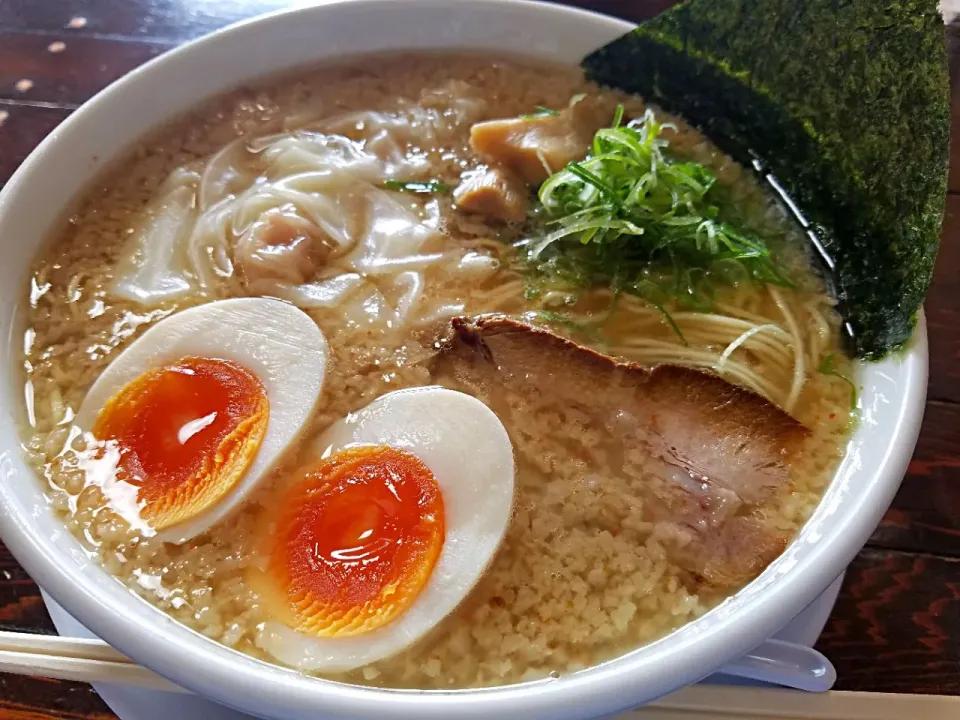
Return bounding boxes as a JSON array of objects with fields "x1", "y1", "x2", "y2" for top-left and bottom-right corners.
[
  {"x1": 611, "y1": 103, "x2": 625, "y2": 129},
  {"x1": 520, "y1": 105, "x2": 561, "y2": 119},
  {"x1": 818, "y1": 353, "x2": 858, "y2": 408},
  {"x1": 521, "y1": 109, "x2": 792, "y2": 319}
]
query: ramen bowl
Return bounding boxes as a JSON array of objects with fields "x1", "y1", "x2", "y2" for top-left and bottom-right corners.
[{"x1": 0, "y1": 1, "x2": 928, "y2": 718}]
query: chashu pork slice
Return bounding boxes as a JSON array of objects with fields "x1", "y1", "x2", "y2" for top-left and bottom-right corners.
[{"x1": 437, "y1": 315, "x2": 811, "y2": 587}]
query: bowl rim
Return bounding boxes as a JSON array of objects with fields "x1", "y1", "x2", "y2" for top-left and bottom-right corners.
[{"x1": 0, "y1": 1, "x2": 929, "y2": 718}]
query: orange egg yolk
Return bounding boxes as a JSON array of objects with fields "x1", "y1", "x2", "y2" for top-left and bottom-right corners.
[
  {"x1": 93, "y1": 356, "x2": 269, "y2": 531},
  {"x1": 265, "y1": 446, "x2": 445, "y2": 637}
]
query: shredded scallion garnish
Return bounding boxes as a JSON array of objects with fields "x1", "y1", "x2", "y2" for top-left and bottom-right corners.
[{"x1": 521, "y1": 109, "x2": 792, "y2": 325}]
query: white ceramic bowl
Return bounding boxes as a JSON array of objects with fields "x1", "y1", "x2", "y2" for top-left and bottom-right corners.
[{"x1": 0, "y1": 1, "x2": 928, "y2": 718}]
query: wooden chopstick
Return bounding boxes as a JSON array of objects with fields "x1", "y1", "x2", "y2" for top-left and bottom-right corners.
[
  {"x1": 0, "y1": 630, "x2": 129, "y2": 663},
  {"x1": 0, "y1": 648, "x2": 187, "y2": 694},
  {"x1": 0, "y1": 630, "x2": 186, "y2": 693},
  {"x1": 1, "y1": 631, "x2": 958, "y2": 719}
]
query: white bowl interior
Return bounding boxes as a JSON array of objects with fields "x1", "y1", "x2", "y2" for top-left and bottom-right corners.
[{"x1": 0, "y1": 2, "x2": 928, "y2": 719}]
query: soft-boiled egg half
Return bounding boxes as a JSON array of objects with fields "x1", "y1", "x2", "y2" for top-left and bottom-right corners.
[
  {"x1": 254, "y1": 386, "x2": 515, "y2": 672},
  {"x1": 75, "y1": 297, "x2": 327, "y2": 543}
]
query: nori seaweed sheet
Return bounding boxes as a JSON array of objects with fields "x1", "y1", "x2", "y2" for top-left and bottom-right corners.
[{"x1": 583, "y1": 0, "x2": 949, "y2": 360}]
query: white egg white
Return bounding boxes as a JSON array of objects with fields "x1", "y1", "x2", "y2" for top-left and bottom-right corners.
[
  {"x1": 75, "y1": 297, "x2": 328, "y2": 544},
  {"x1": 256, "y1": 386, "x2": 515, "y2": 672}
]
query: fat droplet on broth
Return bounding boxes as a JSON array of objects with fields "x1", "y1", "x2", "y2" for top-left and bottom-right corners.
[
  {"x1": 64, "y1": 432, "x2": 155, "y2": 537},
  {"x1": 583, "y1": 474, "x2": 602, "y2": 490},
  {"x1": 24, "y1": 379, "x2": 36, "y2": 428},
  {"x1": 30, "y1": 277, "x2": 51, "y2": 307},
  {"x1": 134, "y1": 568, "x2": 175, "y2": 600}
]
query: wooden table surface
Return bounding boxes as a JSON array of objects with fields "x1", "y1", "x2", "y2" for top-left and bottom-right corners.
[{"x1": 0, "y1": 1, "x2": 958, "y2": 717}]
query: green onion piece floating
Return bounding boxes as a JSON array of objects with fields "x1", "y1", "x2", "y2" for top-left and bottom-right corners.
[
  {"x1": 525, "y1": 108, "x2": 792, "y2": 322},
  {"x1": 817, "y1": 353, "x2": 858, "y2": 409},
  {"x1": 520, "y1": 105, "x2": 561, "y2": 119}
]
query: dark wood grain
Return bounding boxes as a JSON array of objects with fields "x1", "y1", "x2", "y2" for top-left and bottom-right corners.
[
  {"x1": 0, "y1": 0, "x2": 326, "y2": 42},
  {"x1": 0, "y1": 543, "x2": 55, "y2": 635},
  {"x1": 0, "y1": 0, "x2": 957, "y2": 718},
  {"x1": 816, "y1": 549, "x2": 960, "y2": 695},
  {"x1": 0, "y1": 101, "x2": 72, "y2": 186},
  {"x1": 0, "y1": 32, "x2": 171, "y2": 106},
  {"x1": 927, "y1": 195, "x2": 960, "y2": 405},
  {"x1": 0, "y1": 675, "x2": 112, "y2": 720},
  {"x1": 872, "y1": 401, "x2": 960, "y2": 557}
]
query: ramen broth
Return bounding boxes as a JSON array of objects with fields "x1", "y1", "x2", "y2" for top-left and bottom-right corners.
[{"x1": 19, "y1": 53, "x2": 854, "y2": 688}]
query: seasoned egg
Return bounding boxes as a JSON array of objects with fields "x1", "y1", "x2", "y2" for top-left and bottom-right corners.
[
  {"x1": 75, "y1": 297, "x2": 328, "y2": 543},
  {"x1": 255, "y1": 386, "x2": 514, "y2": 672}
]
